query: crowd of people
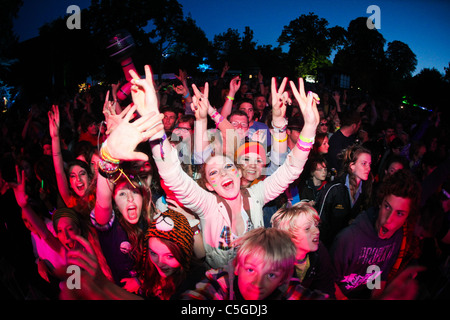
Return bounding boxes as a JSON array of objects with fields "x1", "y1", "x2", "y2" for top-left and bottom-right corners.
[{"x1": 0, "y1": 61, "x2": 449, "y2": 301}]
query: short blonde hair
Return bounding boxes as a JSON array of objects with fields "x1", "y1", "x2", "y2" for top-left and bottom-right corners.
[
  {"x1": 233, "y1": 227, "x2": 296, "y2": 281},
  {"x1": 271, "y1": 202, "x2": 320, "y2": 240}
]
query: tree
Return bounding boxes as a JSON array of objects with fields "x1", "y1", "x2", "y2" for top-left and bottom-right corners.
[
  {"x1": 333, "y1": 17, "x2": 387, "y2": 94},
  {"x1": 386, "y1": 40, "x2": 417, "y2": 80},
  {"x1": 1, "y1": 0, "x2": 22, "y2": 78},
  {"x1": 278, "y1": 12, "x2": 346, "y2": 78}
]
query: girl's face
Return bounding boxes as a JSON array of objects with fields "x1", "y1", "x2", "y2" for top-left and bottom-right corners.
[
  {"x1": 114, "y1": 181, "x2": 143, "y2": 225},
  {"x1": 292, "y1": 215, "x2": 320, "y2": 258},
  {"x1": 90, "y1": 153, "x2": 100, "y2": 176},
  {"x1": 235, "y1": 253, "x2": 286, "y2": 300},
  {"x1": 239, "y1": 153, "x2": 265, "y2": 185},
  {"x1": 148, "y1": 237, "x2": 181, "y2": 278},
  {"x1": 317, "y1": 136, "x2": 329, "y2": 154},
  {"x1": 350, "y1": 153, "x2": 372, "y2": 182},
  {"x1": 69, "y1": 165, "x2": 90, "y2": 197},
  {"x1": 56, "y1": 217, "x2": 81, "y2": 250},
  {"x1": 312, "y1": 162, "x2": 328, "y2": 182},
  {"x1": 204, "y1": 156, "x2": 241, "y2": 200}
]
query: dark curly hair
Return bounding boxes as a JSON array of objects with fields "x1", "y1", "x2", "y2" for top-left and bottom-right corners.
[{"x1": 376, "y1": 169, "x2": 422, "y2": 222}]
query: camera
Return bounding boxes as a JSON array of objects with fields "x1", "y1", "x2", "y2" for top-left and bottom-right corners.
[{"x1": 106, "y1": 30, "x2": 139, "y2": 102}]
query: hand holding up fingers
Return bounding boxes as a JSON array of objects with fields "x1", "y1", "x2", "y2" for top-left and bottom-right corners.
[
  {"x1": 105, "y1": 105, "x2": 164, "y2": 162},
  {"x1": 289, "y1": 78, "x2": 320, "y2": 129}
]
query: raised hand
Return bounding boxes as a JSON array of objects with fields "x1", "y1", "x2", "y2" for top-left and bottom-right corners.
[
  {"x1": 129, "y1": 65, "x2": 159, "y2": 116},
  {"x1": 103, "y1": 91, "x2": 134, "y2": 135},
  {"x1": 229, "y1": 75, "x2": 241, "y2": 95},
  {"x1": 10, "y1": 165, "x2": 29, "y2": 209},
  {"x1": 191, "y1": 82, "x2": 209, "y2": 121},
  {"x1": 106, "y1": 105, "x2": 164, "y2": 162},
  {"x1": 48, "y1": 104, "x2": 60, "y2": 139},
  {"x1": 66, "y1": 235, "x2": 99, "y2": 278},
  {"x1": 289, "y1": 78, "x2": 320, "y2": 128},
  {"x1": 175, "y1": 69, "x2": 188, "y2": 85},
  {"x1": 271, "y1": 77, "x2": 290, "y2": 121}
]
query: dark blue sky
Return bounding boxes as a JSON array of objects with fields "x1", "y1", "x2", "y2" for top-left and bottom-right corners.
[{"x1": 13, "y1": 0, "x2": 450, "y2": 76}]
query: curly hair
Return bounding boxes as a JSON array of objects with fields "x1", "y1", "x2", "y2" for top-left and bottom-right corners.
[{"x1": 376, "y1": 169, "x2": 421, "y2": 221}]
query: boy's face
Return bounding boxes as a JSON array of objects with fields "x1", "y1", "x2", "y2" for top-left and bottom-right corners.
[
  {"x1": 292, "y1": 214, "x2": 320, "y2": 257},
  {"x1": 376, "y1": 194, "x2": 411, "y2": 239},
  {"x1": 235, "y1": 253, "x2": 286, "y2": 300}
]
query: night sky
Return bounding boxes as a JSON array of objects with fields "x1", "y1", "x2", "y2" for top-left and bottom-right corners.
[{"x1": 13, "y1": 0, "x2": 450, "y2": 76}]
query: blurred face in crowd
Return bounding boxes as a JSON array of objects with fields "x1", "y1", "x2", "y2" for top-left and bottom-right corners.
[
  {"x1": 317, "y1": 136, "x2": 329, "y2": 154},
  {"x1": 163, "y1": 111, "x2": 177, "y2": 132},
  {"x1": 312, "y1": 162, "x2": 328, "y2": 183},
  {"x1": 238, "y1": 152, "x2": 265, "y2": 186},
  {"x1": 43, "y1": 143, "x2": 52, "y2": 156},
  {"x1": 376, "y1": 194, "x2": 411, "y2": 240},
  {"x1": 239, "y1": 102, "x2": 255, "y2": 123},
  {"x1": 87, "y1": 122, "x2": 99, "y2": 135},
  {"x1": 69, "y1": 165, "x2": 90, "y2": 197},
  {"x1": 148, "y1": 237, "x2": 181, "y2": 278},
  {"x1": 230, "y1": 114, "x2": 249, "y2": 140},
  {"x1": 317, "y1": 120, "x2": 329, "y2": 134},
  {"x1": 350, "y1": 152, "x2": 372, "y2": 183},
  {"x1": 171, "y1": 121, "x2": 193, "y2": 145},
  {"x1": 385, "y1": 161, "x2": 404, "y2": 178},
  {"x1": 113, "y1": 181, "x2": 143, "y2": 225},
  {"x1": 56, "y1": 217, "x2": 81, "y2": 250},
  {"x1": 254, "y1": 96, "x2": 267, "y2": 112}
]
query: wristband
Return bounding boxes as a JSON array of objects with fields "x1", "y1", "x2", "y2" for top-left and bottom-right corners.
[
  {"x1": 299, "y1": 134, "x2": 315, "y2": 144},
  {"x1": 297, "y1": 139, "x2": 314, "y2": 148},
  {"x1": 100, "y1": 141, "x2": 120, "y2": 164},
  {"x1": 271, "y1": 118, "x2": 288, "y2": 133},
  {"x1": 183, "y1": 92, "x2": 190, "y2": 99},
  {"x1": 215, "y1": 115, "x2": 224, "y2": 128},
  {"x1": 273, "y1": 134, "x2": 288, "y2": 143},
  {"x1": 296, "y1": 140, "x2": 313, "y2": 152},
  {"x1": 226, "y1": 95, "x2": 234, "y2": 101}
]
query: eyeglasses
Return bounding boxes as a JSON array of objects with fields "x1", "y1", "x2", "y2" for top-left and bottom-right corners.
[
  {"x1": 320, "y1": 122, "x2": 328, "y2": 126},
  {"x1": 231, "y1": 121, "x2": 249, "y2": 128}
]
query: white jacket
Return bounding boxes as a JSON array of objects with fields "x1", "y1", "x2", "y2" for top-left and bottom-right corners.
[{"x1": 153, "y1": 145, "x2": 308, "y2": 268}]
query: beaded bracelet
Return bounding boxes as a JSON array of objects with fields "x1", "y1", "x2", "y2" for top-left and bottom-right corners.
[{"x1": 98, "y1": 158, "x2": 120, "y2": 178}]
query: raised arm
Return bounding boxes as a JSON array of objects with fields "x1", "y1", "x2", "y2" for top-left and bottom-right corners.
[
  {"x1": 48, "y1": 105, "x2": 72, "y2": 206},
  {"x1": 220, "y1": 75, "x2": 241, "y2": 119},
  {"x1": 289, "y1": 78, "x2": 320, "y2": 161},
  {"x1": 270, "y1": 77, "x2": 290, "y2": 156},
  {"x1": 11, "y1": 166, "x2": 61, "y2": 253}
]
